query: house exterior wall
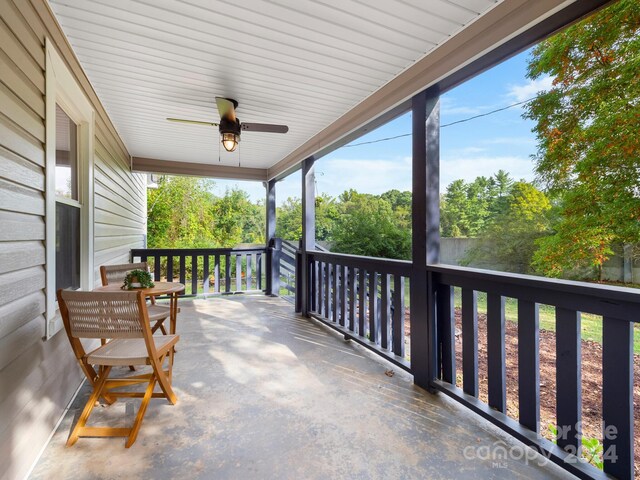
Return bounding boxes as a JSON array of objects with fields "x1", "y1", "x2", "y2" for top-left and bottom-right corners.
[{"x1": 0, "y1": 1, "x2": 146, "y2": 479}]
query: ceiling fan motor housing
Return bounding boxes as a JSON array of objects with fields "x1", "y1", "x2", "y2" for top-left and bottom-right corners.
[{"x1": 219, "y1": 117, "x2": 241, "y2": 137}]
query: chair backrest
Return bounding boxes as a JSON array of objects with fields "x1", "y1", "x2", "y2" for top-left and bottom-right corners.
[
  {"x1": 100, "y1": 262, "x2": 149, "y2": 286},
  {"x1": 58, "y1": 290, "x2": 149, "y2": 339}
]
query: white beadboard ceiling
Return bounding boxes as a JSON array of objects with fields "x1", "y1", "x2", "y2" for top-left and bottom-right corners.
[{"x1": 49, "y1": 0, "x2": 501, "y2": 172}]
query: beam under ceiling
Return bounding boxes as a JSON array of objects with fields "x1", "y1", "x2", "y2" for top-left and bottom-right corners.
[{"x1": 131, "y1": 156, "x2": 268, "y2": 182}]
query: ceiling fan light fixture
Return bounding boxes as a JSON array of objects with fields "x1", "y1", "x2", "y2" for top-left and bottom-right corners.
[
  {"x1": 221, "y1": 131, "x2": 239, "y2": 152},
  {"x1": 219, "y1": 116, "x2": 241, "y2": 152}
]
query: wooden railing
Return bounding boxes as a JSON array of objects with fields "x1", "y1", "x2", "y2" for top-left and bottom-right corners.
[
  {"x1": 300, "y1": 252, "x2": 637, "y2": 480},
  {"x1": 279, "y1": 240, "x2": 298, "y2": 299},
  {"x1": 430, "y1": 264, "x2": 637, "y2": 480},
  {"x1": 305, "y1": 250, "x2": 411, "y2": 370},
  {"x1": 131, "y1": 246, "x2": 266, "y2": 296}
]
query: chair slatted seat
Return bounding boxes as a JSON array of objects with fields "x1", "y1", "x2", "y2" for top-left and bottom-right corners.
[{"x1": 58, "y1": 289, "x2": 179, "y2": 448}]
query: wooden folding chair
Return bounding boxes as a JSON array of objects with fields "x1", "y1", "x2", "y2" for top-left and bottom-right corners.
[
  {"x1": 100, "y1": 262, "x2": 170, "y2": 335},
  {"x1": 58, "y1": 289, "x2": 179, "y2": 448}
]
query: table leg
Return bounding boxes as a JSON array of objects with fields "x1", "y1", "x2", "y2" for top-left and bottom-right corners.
[{"x1": 170, "y1": 293, "x2": 177, "y2": 334}]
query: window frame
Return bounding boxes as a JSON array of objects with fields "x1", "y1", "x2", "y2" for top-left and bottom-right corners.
[{"x1": 45, "y1": 39, "x2": 95, "y2": 339}]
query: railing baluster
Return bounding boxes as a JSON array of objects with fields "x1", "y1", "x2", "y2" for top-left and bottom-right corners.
[
  {"x1": 154, "y1": 255, "x2": 161, "y2": 281},
  {"x1": 214, "y1": 255, "x2": 220, "y2": 293},
  {"x1": 179, "y1": 255, "x2": 186, "y2": 286},
  {"x1": 380, "y1": 273, "x2": 391, "y2": 350},
  {"x1": 225, "y1": 254, "x2": 231, "y2": 293},
  {"x1": 203, "y1": 255, "x2": 210, "y2": 294},
  {"x1": 518, "y1": 300, "x2": 539, "y2": 433},
  {"x1": 325, "y1": 262, "x2": 331, "y2": 319},
  {"x1": 392, "y1": 275, "x2": 405, "y2": 357},
  {"x1": 191, "y1": 255, "x2": 198, "y2": 296},
  {"x1": 461, "y1": 288, "x2": 478, "y2": 396},
  {"x1": 437, "y1": 284, "x2": 454, "y2": 383},
  {"x1": 555, "y1": 308, "x2": 581, "y2": 455},
  {"x1": 332, "y1": 262, "x2": 339, "y2": 323},
  {"x1": 348, "y1": 268, "x2": 356, "y2": 332},
  {"x1": 256, "y1": 252, "x2": 262, "y2": 290},
  {"x1": 247, "y1": 253, "x2": 253, "y2": 290},
  {"x1": 339, "y1": 265, "x2": 347, "y2": 327},
  {"x1": 310, "y1": 260, "x2": 317, "y2": 311},
  {"x1": 358, "y1": 269, "x2": 366, "y2": 336},
  {"x1": 167, "y1": 256, "x2": 173, "y2": 282},
  {"x1": 487, "y1": 293, "x2": 506, "y2": 413},
  {"x1": 236, "y1": 254, "x2": 242, "y2": 291},
  {"x1": 369, "y1": 272, "x2": 378, "y2": 344},
  {"x1": 318, "y1": 261, "x2": 324, "y2": 316},
  {"x1": 602, "y1": 316, "x2": 633, "y2": 479}
]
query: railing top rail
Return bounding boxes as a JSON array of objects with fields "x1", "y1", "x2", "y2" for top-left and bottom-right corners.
[
  {"x1": 132, "y1": 246, "x2": 267, "y2": 255},
  {"x1": 308, "y1": 250, "x2": 411, "y2": 276},
  {"x1": 430, "y1": 263, "x2": 640, "y2": 319}
]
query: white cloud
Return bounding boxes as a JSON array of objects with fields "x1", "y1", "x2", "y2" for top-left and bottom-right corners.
[{"x1": 507, "y1": 76, "x2": 553, "y2": 102}]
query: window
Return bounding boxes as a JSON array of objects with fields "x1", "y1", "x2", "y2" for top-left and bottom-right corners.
[
  {"x1": 55, "y1": 105, "x2": 81, "y2": 291},
  {"x1": 45, "y1": 40, "x2": 94, "y2": 338}
]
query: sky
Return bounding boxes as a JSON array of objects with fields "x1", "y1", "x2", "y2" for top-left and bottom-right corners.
[{"x1": 213, "y1": 48, "x2": 549, "y2": 205}]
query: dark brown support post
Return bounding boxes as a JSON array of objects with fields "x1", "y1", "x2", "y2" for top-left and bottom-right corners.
[
  {"x1": 300, "y1": 157, "x2": 315, "y2": 316},
  {"x1": 265, "y1": 179, "x2": 279, "y2": 296},
  {"x1": 411, "y1": 88, "x2": 440, "y2": 390}
]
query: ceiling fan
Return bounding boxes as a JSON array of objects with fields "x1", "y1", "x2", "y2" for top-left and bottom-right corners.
[{"x1": 167, "y1": 97, "x2": 289, "y2": 153}]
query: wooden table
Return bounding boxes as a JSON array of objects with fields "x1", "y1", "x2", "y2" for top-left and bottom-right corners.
[{"x1": 93, "y1": 282, "x2": 185, "y2": 334}]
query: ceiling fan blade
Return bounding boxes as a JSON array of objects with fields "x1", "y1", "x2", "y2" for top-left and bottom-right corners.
[
  {"x1": 167, "y1": 117, "x2": 218, "y2": 127},
  {"x1": 241, "y1": 123, "x2": 289, "y2": 134},
  {"x1": 215, "y1": 97, "x2": 237, "y2": 122}
]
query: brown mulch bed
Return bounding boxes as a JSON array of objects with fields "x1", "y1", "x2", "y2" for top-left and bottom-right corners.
[{"x1": 402, "y1": 307, "x2": 640, "y2": 475}]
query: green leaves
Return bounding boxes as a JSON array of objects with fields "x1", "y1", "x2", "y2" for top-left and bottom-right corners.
[
  {"x1": 441, "y1": 171, "x2": 515, "y2": 238},
  {"x1": 147, "y1": 177, "x2": 264, "y2": 249},
  {"x1": 525, "y1": 0, "x2": 640, "y2": 277},
  {"x1": 463, "y1": 181, "x2": 552, "y2": 273}
]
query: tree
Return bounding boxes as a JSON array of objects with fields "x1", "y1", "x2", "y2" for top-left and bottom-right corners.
[
  {"x1": 210, "y1": 188, "x2": 264, "y2": 246},
  {"x1": 524, "y1": 0, "x2": 640, "y2": 276},
  {"x1": 332, "y1": 191, "x2": 411, "y2": 260},
  {"x1": 147, "y1": 176, "x2": 264, "y2": 248},
  {"x1": 463, "y1": 182, "x2": 552, "y2": 273},
  {"x1": 275, "y1": 193, "x2": 340, "y2": 242},
  {"x1": 440, "y1": 172, "x2": 515, "y2": 237},
  {"x1": 275, "y1": 196, "x2": 302, "y2": 241},
  {"x1": 147, "y1": 176, "x2": 218, "y2": 248}
]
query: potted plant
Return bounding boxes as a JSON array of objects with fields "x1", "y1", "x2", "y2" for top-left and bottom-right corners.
[{"x1": 123, "y1": 269, "x2": 155, "y2": 290}]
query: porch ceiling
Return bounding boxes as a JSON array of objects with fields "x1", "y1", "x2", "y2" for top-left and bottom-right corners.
[{"x1": 48, "y1": 0, "x2": 570, "y2": 179}]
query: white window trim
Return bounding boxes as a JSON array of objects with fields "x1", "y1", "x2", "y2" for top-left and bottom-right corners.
[{"x1": 45, "y1": 38, "x2": 95, "y2": 339}]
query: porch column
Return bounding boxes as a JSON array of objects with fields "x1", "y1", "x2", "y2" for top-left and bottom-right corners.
[
  {"x1": 299, "y1": 157, "x2": 316, "y2": 315},
  {"x1": 411, "y1": 87, "x2": 440, "y2": 390},
  {"x1": 265, "y1": 179, "x2": 280, "y2": 296}
]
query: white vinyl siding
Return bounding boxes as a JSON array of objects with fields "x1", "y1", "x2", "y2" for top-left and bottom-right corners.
[{"x1": 0, "y1": 2, "x2": 146, "y2": 479}]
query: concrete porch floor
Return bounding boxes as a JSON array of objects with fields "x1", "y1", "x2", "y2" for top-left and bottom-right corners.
[{"x1": 30, "y1": 295, "x2": 572, "y2": 480}]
